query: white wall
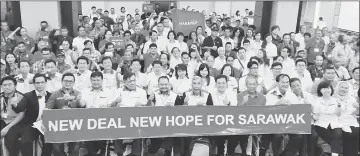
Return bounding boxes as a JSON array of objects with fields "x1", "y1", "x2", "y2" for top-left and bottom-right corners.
[
  {"x1": 178, "y1": 1, "x2": 213, "y2": 15},
  {"x1": 271, "y1": 1, "x2": 299, "y2": 35},
  {"x1": 81, "y1": 1, "x2": 143, "y2": 17},
  {"x1": 304, "y1": 1, "x2": 316, "y2": 23},
  {"x1": 338, "y1": 1, "x2": 359, "y2": 32},
  {"x1": 231, "y1": 1, "x2": 256, "y2": 16},
  {"x1": 1, "y1": 1, "x2": 7, "y2": 20},
  {"x1": 215, "y1": 1, "x2": 231, "y2": 16},
  {"x1": 318, "y1": 1, "x2": 336, "y2": 30},
  {"x1": 20, "y1": 1, "x2": 60, "y2": 38}
]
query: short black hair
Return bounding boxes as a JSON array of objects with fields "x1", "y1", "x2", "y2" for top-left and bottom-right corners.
[
  {"x1": 271, "y1": 62, "x2": 283, "y2": 69},
  {"x1": 33, "y1": 73, "x2": 47, "y2": 83},
  {"x1": 317, "y1": 80, "x2": 334, "y2": 97},
  {"x1": 101, "y1": 56, "x2": 112, "y2": 63},
  {"x1": 41, "y1": 48, "x2": 51, "y2": 53},
  {"x1": 44, "y1": 59, "x2": 56, "y2": 66},
  {"x1": 215, "y1": 74, "x2": 228, "y2": 82},
  {"x1": 174, "y1": 64, "x2": 188, "y2": 79},
  {"x1": 105, "y1": 42, "x2": 114, "y2": 49},
  {"x1": 1, "y1": 76, "x2": 17, "y2": 86},
  {"x1": 243, "y1": 39, "x2": 250, "y2": 44},
  {"x1": 149, "y1": 30, "x2": 157, "y2": 36},
  {"x1": 149, "y1": 43, "x2": 157, "y2": 48},
  {"x1": 84, "y1": 40, "x2": 93, "y2": 45},
  {"x1": 90, "y1": 71, "x2": 103, "y2": 79},
  {"x1": 158, "y1": 75, "x2": 169, "y2": 83},
  {"x1": 77, "y1": 56, "x2": 89, "y2": 64},
  {"x1": 323, "y1": 65, "x2": 335, "y2": 73},
  {"x1": 247, "y1": 61, "x2": 259, "y2": 69},
  {"x1": 304, "y1": 32, "x2": 311, "y2": 38},
  {"x1": 17, "y1": 42, "x2": 25, "y2": 46},
  {"x1": 181, "y1": 52, "x2": 189, "y2": 57},
  {"x1": 152, "y1": 60, "x2": 162, "y2": 67},
  {"x1": 289, "y1": 77, "x2": 301, "y2": 85},
  {"x1": 123, "y1": 72, "x2": 135, "y2": 81},
  {"x1": 18, "y1": 60, "x2": 30, "y2": 68},
  {"x1": 275, "y1": 74, "x2": 290, "y2": 83},
  {"x1": 62, "y1": 72, "x2": 75, "y2": 81},
  {"x1": 124, "y1": 30, "x2": 131, "y2": 36},
  {"x1": 131, "y1": 58, "x2": 141, "y2": 65},
  {"x1": 295, "y1": 59, "x2": 307, "y2": 66}
]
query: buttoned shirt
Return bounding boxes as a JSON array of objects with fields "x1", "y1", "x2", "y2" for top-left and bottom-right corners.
[
  {"x1": 46, "y1": 88, "x2": 80, "y2": 109},
  {"x1": 46, "y1": 73, "x2": 63, "y2": 93},
  {"x1": 1, "y1": 91, "x2": 24, "y2": 124},
  {"x1": 170, "y1": 77, "x2": 192, "y2": 95},
  {"x1": 166, "y1": 40, "x2": 180, "y2": 53},
  {"x1": 265, "y1": 87, "x2": 299, "y2": 106},
  {"x1": 102, "y1": 70, "x2": 119, "y2": 91},
  {"x1": 74, "y1": 70, "x2": 92, "y2": 92},
  {"x1": 312, "y1": 97, "x2": 342, "y2": 129},
  {"x1": 220, "y1": 36, "x2": 234, "y2": 49},
  {"x1": 209, "y1": 89, "x2": 237, "y2": 106},
  {"x1": 15, "y1": 73, "x2": 34, "y2": 94},
  {"x1": 81, "y1": 88, "x2": 114, "y2": 108},
  {"x1": 238, "y1": 75, "x2": 264, "y2": 92},
  {"x1": 185, "y1": 91, "x2": 212, "y2": 106},
  {"x1": 114, "y1": 87, "x2": 147, "y2": 107},
  {"x1": 237, "y1": 90, "x2": 266, "y2": 106}
]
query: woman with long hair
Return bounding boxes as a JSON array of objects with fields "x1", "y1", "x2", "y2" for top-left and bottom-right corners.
[
  {"x1": 251, "y1": 31, "x2": 263, "y2": 51},
  {"x1": 242, "y1": 28, "x2": 254, "y2": 46},
  {"x1": 313, "y1": 81, "x2": 343, "y2": 156},
  {"x1": 231, "y1": 28, "x2": 244, "y2": 50},
  {"x1": 261, "y1": 34, "x2": 277, "y2": 62},
  {"x1": 4, "y1": 53, "x2": 19, "y2": 76},
  {"x1": 160, "y1": 52, "x2": 175, "y2": 77},
  {"x1": 165, "y1": 30, "x2": 180, "y2": 54},
  {"x1": 169, "y1": 47, "x2": 182, "y2": 69},
  {"x1": 220, "y1": 64, "x2": 238, "y2": 93},
  {"x1": 196, "y1": 63, "x2": 216, "y2": 92},
  {"x1": 187, "y1": 31, "x2": 200, "y2": 47},
  {"x1": 195, "y1": 26, "x2": 205, "y2": 45},
  {"x1": 334, "y1": 81, "x2": 359, "y2": 156},
  {"x1": 170, "y1": 64, "x2": 192, "y2": 96},
  {"x1": 270, "y1": 25, "x2": 282, "y2": 46}
]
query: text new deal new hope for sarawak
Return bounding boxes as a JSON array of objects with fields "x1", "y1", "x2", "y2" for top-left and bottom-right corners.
[{"x1": 47, "y1": 113, "x2": 306, "y2": 132}]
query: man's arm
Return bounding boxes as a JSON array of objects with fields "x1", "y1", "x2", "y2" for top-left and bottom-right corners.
[
  {"x1": 12, "y1": 94, "x2": 28, "y2": 113},
  {"x1": 46, "y1": 92, "x2": 58, "y2": 109},
  {"x1": 3, "y1": 112, "x2": 25, "y2": 130}
]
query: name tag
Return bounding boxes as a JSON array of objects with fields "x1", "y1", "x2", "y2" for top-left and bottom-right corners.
[
  {"x1": 314, "y1": 48, "x2": 319, "y2": 53},
  {"x1": 2, "y1": 112, "x2": 8, "y2": 119},
  {"x1": 100, "y1": 96, "x2": 106, "y2": 99}
]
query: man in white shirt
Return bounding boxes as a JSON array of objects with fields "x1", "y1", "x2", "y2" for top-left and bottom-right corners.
[
  {"x1": 289, "y1": 59, "x2": 313, "y2": 92},
  {"x1": 44, "y1": 60, "x2": 62, "y2": 93},
  {"x1": 213, "y1": 47, "x2": 227, "y2": 70},
  {"x1": 220, "y1": 27, "x2": 234, "y2": 49},
  {"x1": 264, "y1": 62, "x2": 283, "y2": 92},
  {"x1": 72, "y1": 26, "x2": 94, "y2": 56},
  {"x1": 210, "y1": 75, "x2": 237, "y2": 106},
  {"x1": 295, "y1": 25, "x2": 307, "y2": 50},
  {"x1": 112, "y1": 72, "x2": 146, "y2": 156},
  {"x1": 143, "y1": 30, "x2": 161, "y2": 55},
  {"x1": 316, "y1": 17, "x2": 327, "y2": 30},
  {"x1": 238, "y1": 61, "x2": 264, "y2": 92},
  {"x1": 144, "y1": 60, "x2": 167, "y2": 95},
  {"x1": 88, "y1": 6, "x2": 100, "y2": 25},
  {"x1": 265, "y1": 74, "x2": 299, "y2": 106},
  {"x1": 72, "y1": 56, "x2": 92, "y2": 92},
  {"x1": 109, "y1": 8, "x2": 118, "y2": 21}
]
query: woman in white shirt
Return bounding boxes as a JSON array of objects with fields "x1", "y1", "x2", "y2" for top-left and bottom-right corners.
[
  {"x1": 189, "y1": 44, "x2": 202, "y2": 69},
  {"x1": 196, "y1": 63, "x2": 215, "y2": 92},
  {"x1": 220, "y1": 64, "x2": 238, "y2": 93},
  {"x1": 170, "y1": 64, "x2": 192, "y2": 96},
  {"x1": 242, "y1": 28, "x2": 254, "y2": 46},
  {"x1": 261, "y1": 34, "x2": 278, "y2": 62},
  {"x1": 165, "y1": 30, "x2": 180, "y2": 54},
  {"x1": 170, "y1": 47, "x2": 182, "y2": 69},
  {"x1": 334, "y1": 81, "x2": 359, "y2": 156},
  {"x1": 251, "y1": 31, "x2": 263, "y2": 52},
  {"x1": 176, "y1": 32, "x2": 189, "y2": 53},
  {"x1": 231, "y1": 28, "x2": 244, "y2": 50},
  {"x1": 160, "y1": 53, "x2": 175, "y2": 77},
  {"x1": 313, "y1": 81, "x2": 343, "y2": 156}
]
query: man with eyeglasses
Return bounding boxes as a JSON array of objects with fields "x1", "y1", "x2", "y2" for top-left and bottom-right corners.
[
  {"x1": 289, "y1": 59, "x2": 313, "y2": 92},
  {"x1": 238, "y1": 61, "x2": 264, "y2": 93},
  {"x1": 46, "y1": 72, "x2": 83, "y2": 156},
  {"x1": 264, "y1": 62, "x2": 283, "y2": 93},
  {"x1": 5, "y1": 73, "x2": 53, "y2": 156}
]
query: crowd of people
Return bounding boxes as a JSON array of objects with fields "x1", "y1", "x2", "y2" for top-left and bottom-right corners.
[{"x1": 0, "y1": 4, "x2": 359, "y2": 156}]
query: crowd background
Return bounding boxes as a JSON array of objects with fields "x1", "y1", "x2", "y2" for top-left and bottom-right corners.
[{"x1": 0, "y1": 3, "x2": 359, "y2": 156}]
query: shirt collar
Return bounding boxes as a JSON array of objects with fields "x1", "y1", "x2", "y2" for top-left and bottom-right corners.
[
  {"x1": 159, "y1": 90, "x2": 170, "y2": 96},
  {"x1": 60, "y1": 88, "x2": 75, "y2": 94},
  {"x1": 244, "y1": 90, "x2": 260, "y2": 98},
  {"x1": 90, "y1": 87, "x2": 103, "y2": 92},
  {"x1": 123, "y1": 86, "x2": 136, "y2": 92},
  {"x1": 35, "y1": 90, "x2": 47, "y2": 97},
  {"x1": 103, "y1": 69, "x2": 115, "y2": 74}
]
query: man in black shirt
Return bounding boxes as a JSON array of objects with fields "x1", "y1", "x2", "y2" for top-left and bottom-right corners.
[{"x1": 202, "y1": 27, "x2": 223, "y2": 58}]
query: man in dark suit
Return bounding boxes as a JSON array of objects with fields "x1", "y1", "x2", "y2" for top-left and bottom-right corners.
[{"x1": 5, "y1": 73, "x2": 53, "y2": 156}]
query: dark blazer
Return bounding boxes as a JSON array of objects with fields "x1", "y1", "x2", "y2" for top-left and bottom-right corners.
[{"x1": 12, "y1": 90, "x2": 51, "y2": 125}]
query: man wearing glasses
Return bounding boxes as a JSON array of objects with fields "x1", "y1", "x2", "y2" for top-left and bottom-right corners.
[
  {"x1": 238, "y1": 61, "x2": 264, "y2": 93},
  {"x1": 46, "y1": 72, "x2": 83, "y2": 156},
  {"x1": 263, "y1": 62, "x2": 283, "y2": 93}
]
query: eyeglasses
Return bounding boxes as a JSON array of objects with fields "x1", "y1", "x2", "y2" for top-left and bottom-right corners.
[
  {"x1": 272, "y1": 68, "x2": 282, "y2": 70},
  {"x1": 63, "y1": 80, "x2": 74, "y2": 83},
  {"x1": 250, "y1": 67, "x2": 258, "y2": 69},
  {"x1": 34, "y1": 81, "x2": 46, "y2": 85}
]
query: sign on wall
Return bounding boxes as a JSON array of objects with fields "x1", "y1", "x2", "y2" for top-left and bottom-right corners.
[
  {"x1": 170, "y1": 9, "x2": 206, "y2": 36},
  {"x1": 142, "y1": 4, "x2": 155, "y2": 13}
]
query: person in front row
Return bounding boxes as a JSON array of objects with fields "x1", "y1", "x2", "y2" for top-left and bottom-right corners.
[
  {"x1": 79, "y1": 71, "x2": 115, "y2": 156},
  {"x1": 112, "y1": 72, "x2": 147, "y2": 156},
  {"x1": 1, "y1": 76, "x2": 25, "y2": 156},
  {"x1": 147, "y1": 75, "x2": 182, "y2": 156},
  {"x1": 46, "y1": 72, "x2": 83, "y2": 156},
  {"x1": 5, "y1": 73, "x2": 53, "y2": 156},
  {"x1": 262, "y1": 74, "x2": 302, "y2": 156}
]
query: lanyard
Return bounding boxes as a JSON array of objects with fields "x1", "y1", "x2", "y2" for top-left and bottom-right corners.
[{"x1": 2, "y1": 96, "x2": 8, "y2": 113}]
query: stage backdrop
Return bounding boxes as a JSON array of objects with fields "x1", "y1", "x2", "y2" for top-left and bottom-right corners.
[
  {"x1": 43, "y1": 105, "x2": 311, "y2": 143},
  {"x1": 170, "y1": 9, "x2": 206, "y2": 36}
]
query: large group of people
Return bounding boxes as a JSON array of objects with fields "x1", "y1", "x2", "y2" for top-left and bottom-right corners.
[{"x1": 0, "y1": 4, "x2": 359, "y2": 156}]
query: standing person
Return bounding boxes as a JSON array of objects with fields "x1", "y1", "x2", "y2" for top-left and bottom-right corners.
[
  {"x1": 1, "y1": 21, "x2": 15, "y2": 53},
  {"x1": 72, "y1": 26, "x2": 94, "y2": 56},
  {"x1": 109, "y1": 8, "x2": 118, "y2": 22},
  {"x1": 305, "y1": 29, "x2": 325, "y2": 66},
  {"x1": 312, "y1": 81, "x2": 342, "y2": 156},
  {"x1": 4, "y1": 73, "x2": 53, "y2": 156},
  {"x1": 45, "y1": 73, "x2": 83, "y2": 156},
  {"x1": 49, "y1": 26, "x2": 73, "y2": 52},
  {"x1": 295, "y1": 25, "x2": 307, "y2": 50},
  {"x1": 315, "y1": 17, "x2": 327, "y2": 30},
  {"x1": 8, "y1": 27, "x2": 36, "y2": 53},
  {"x1": 330, "y1": 35, "x2": 352, "y2": 67},
  {"x1": 44, "y1": 59, "x2": 63, "y2": 93},
  {"x1": 79, "y1": 71, "x2": 115, "y2": 155},
  {"x1": 0, "y1": 76, "x2": 24, "y2": 156},
  {"x1": 202, "y1": 27, "x2": 223, "y2": 58},
  {"x1": 32, "y1": 48, "x2": 54, "y2": 74},
  {"x1": 277, "y1": 33, "x2": 296, "y2": 57},
  {"x1": 35, "y1": 21, "x2": 52, "y2": 50},
  {"x1": 112, "y1": 72, "x2": 147, "y2": 156}
]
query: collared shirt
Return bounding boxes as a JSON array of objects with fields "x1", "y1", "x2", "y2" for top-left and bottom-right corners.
[
  {"x1": 312, "y1": 97, "x2": 342, "y2": 129},
  {"x1": 263, "y1": 73, "x2": 277, "y2": 91},
  {"x1": 32, "y1": 59, "x2": 46, "y2": 74},
  {"x1": 143, "y1": 53, "x2": 160, "y2": 72},
  {"x1": 330, "y1": 44, "x2": 351, "y2": 66},
  {"x1": 307, "y1": 65, "x2": 324, "y2": 81},
  {"x1": 46, "y1": 88, "x2": 80, "y2": 109},
  {"x1": 220, "y1": 36, "x2": 234, "y2": 49},
  {"x1": 178, "y1": 41, "x2": 189, "y2": 53},
  {"x1": 81, "y1": 88, "x2": 114, "y2": 108},
  {"x1": 46, "y1": 73, "x2": 63, "y2": 93},
  {"x1": 145, "y1": 72, "x2": 168, "y2": 95},
  {"x1": 202, "y1": 36, "x2": 223, "y2": 58},
  {"x1": 349, "y1": 79, "x2": 359, "y2": 96},
  {"x1": 238, "y1": 75, "x2": 264, "y2": 92},
  {"x1": 114, "y1": 87, "x2": 147, "y2": 107},
  {"x1": 305, "y1": 38, "x2": 325, "y2": 64},
  {"x1": 213, "y1": 56, "x2": 226, "y2": 70},
  {"x1": 35, "y1": 90, "x2": 47, "y2": 121},
  {"x1": 170, "y1": 77, "x2": 192, "y2": 95},
  {"x1": 265, "y1": 87, "x2": 299, "y2": 106},
  {"x1": 74, "y1": 69, "x2": 92, "y2": 92},
  {"x1": 166, "y1": 40, "x2": 180, "y2": 53},
  {"x1": 282, "y1": 58, "x2": 296, "y2": 75},
  {"x1": 184, "y1": 91, "x2": 212, "y2": 106},
  {"x1": 15, "y1": 73, "x2": 34, "y2": 94},
  {"x1": 295, "y1": 33, "x2": 305, "y2": 50},
  {"x1": 152, "y1": 90, "x2": 179, "y2": 106},
  {"x1": 237, "y1": 90, "x2": 266, "y2": 106},
  {"x1": 15, "y1": 36, "x2": 35, "y2": 52},
  {"x1": 102, "y1": 70, "x2": 119, "y2": 91},
  {"x1": 170, "y1": 56, "x2": 182, "y2": 69},
  {"x1": 133, "y1": 72, "x2": 147, "y2": 88},
  {"x1": 334, "y1": 66, "x2": 351, "y2": 81},
  {"x1": 265, "y1": 42, "x2": 278, "y2": 58},
  {"x1": 209, "y1": 89, "x2": 237, "y2": 106},
  {"x1": 143, "y1": 40, "x2": 161, "y2": 55},
  {"x1": 289, "y1": 70, "x2": 313, "y2": 92},
  {"x1": 1, "y1": 91, "x2": 24, "y2": 124}
]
